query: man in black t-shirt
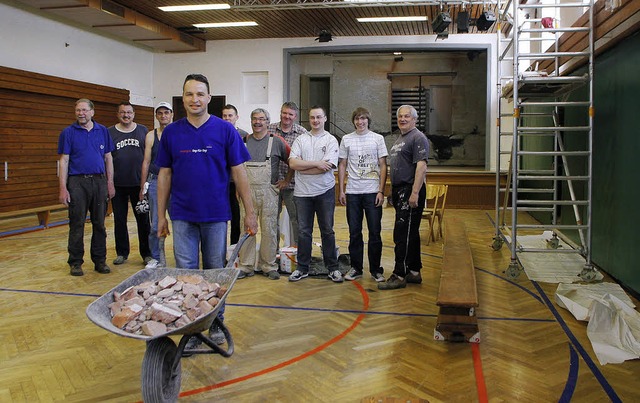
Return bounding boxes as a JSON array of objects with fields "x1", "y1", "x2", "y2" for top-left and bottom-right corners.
[{"x1": 108, "y1": 102, "x2": 151, "y2": 266}]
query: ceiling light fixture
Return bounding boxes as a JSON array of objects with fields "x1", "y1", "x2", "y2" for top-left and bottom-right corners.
[
  {"x1": 194, "y1": 21, "x2": 258, "y2": 28},
  {"x1": 357, "y1": 16, "x2": 427, "y2": 23},
  {"x1": 159, "y1": 4, "x2": 231, "y2": 12}
]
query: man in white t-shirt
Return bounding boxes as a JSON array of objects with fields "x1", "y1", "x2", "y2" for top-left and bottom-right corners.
[
  {"x1": 288, "y1": 106, "x2": 342, "y2": 283},
  {"x1": 338, "y1": 107, "x2": 388, "y2": 283}
]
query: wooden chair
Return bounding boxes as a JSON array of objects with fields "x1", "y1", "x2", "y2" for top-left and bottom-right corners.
[{"x1": 423, "y1": 184, "x2": 448, "y2": 245}]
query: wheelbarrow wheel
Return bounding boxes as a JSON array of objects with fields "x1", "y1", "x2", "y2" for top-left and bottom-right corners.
[{"x1": 141, "y1": 337, "x2": 182, "y2": 403}]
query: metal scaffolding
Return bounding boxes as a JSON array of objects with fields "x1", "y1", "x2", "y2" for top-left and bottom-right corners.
[{"x1": 494, "y1": 0, "x2": 598, "y2": 281}]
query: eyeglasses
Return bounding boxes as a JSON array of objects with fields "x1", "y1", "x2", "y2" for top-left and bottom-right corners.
[{"x1": 251, "y1": 117, "x2": 268, "y2": 122}]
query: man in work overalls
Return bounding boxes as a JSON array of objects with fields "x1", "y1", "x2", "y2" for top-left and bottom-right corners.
[{"x1": 237, "y1": 108, "x2": 291, "y2": 280}]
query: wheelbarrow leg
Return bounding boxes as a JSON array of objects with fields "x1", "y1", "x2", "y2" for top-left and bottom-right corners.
[{"x1": 141, "y1": 337, "x2": 182, "y2": 403}]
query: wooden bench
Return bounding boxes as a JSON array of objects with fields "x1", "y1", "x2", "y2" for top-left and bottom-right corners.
[
  {"x1": 434, "y1": 217, "x2": 480, "y2": 343},
  {"x1": 0, "y1": 204, "x2": 66, "y2": 228}
]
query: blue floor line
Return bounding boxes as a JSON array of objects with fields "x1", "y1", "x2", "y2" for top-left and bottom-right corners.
[
  {"x1": 0, "y1": 288, "x2": 553, "y2": 323},
  {"x1": 0, "y1": 219, "x2": 69, "y2": 238},
  {"x1": 533, "y1": 281, "x2": 622, "y2": 403},
  {"x1": 559, "y1": 343, "x2": 579, "y2": 403},
  {"x1": 0, "y1": 287, "x2": 101, "y2": 298},
  {"x1": 0, "y1": 225, "x2": 45, "y2": 237},
  {"x1": 476, "y1": 267, "x2": 543, "y2": 304}
]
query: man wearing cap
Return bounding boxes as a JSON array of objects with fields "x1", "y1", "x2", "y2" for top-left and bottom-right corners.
[
  {"x1": 108, "y1": 102, "x2": 151, "y2": 266},
  {"x1": 139, "y1": 102, "x2": 174, "y2": 269}
]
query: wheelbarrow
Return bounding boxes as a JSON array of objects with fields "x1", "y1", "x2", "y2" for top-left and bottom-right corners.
[{"x1": 86, "y1": 233, "x2": 250, "y2": 402}]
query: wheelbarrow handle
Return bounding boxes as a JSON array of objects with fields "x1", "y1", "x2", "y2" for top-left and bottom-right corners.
[
  {"x1": 158, "y1": 236, "x2": 167, "y2": 267},
  {"x1": 225, "y1": 232, "x2": 253, "y2": 269}
]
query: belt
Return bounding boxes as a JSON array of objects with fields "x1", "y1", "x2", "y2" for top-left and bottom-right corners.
[{"x1": 73, "y1": 174, "x2": 105, "y2": 178}]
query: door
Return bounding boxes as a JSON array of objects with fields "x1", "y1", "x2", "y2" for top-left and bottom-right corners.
[{"x1": 429, "y1": 85, "x2": 452, "y2": 135}]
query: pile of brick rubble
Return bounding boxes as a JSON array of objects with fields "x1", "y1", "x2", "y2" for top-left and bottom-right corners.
[{"x1": 109, "y1": 274, "x2": 226, "y2": 337}]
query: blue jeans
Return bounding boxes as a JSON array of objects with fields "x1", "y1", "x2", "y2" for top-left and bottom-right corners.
[
  {"x1": 294, "y1": 187, "x2": 338, "y2": 274},
  {"x1": 171, "y1": 220, "x2": 227, "y2": 269},
  {"x1": 171, "y1": 219, "x2": 227, "y2": 320},
  {"x1": 148, "y1": 178, "x2": 160, "y2": 261},
  {"x1": 346, "y1": 193, "x2": 383, "y2": 275},
  {"x1": 391, "y1": 184, "x2": 426, "y2": 277}
]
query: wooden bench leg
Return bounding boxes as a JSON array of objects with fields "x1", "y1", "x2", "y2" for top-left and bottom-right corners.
[
  {"x1": 434, "y1": 306, "x2": 480, "y2": 343},
  {"x1": 36, "y1": 211, "x2": 51, "y2": 228}
]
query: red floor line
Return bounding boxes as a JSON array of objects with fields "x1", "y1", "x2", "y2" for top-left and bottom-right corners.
[
  {"x1": 179, "y1": 281, "x2": 371, "y2": 398},
  {"x1": 471, "y1": 343, "x2": 488, "y2": 403}
]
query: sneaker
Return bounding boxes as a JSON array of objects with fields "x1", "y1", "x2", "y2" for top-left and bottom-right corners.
[
  {"x1": 237, "y1": 270, "x2": 255, "y2": 279},
  {"x1": 182, "y1": 336, "x2": 202, "y2": 357},
  {"x1": 344, "y1": 268, "x2": 362, "y2": 281},
  {"x1": 144, "y1": 259, "x2": 159, "y2": 269},
  {"x1": 70, "y1": 264, "x2": 83, "y2": 276},
  {"x1": 328, "y1": 270, "x2": 344, "y2": 283},
  {"x1": 113, "y1": 256, "x2": 127, "y2": 265},
  {"x1": 266, "y1": 270, "x2": 280, "y2": 280},
  {"x1": 371, "y1": 272, "x2": 386, "y2": 283},
  {"x1": 377, "y1": 274, "x2": 407, "y2": 290},
  {"x1": 95, "y1": 263, "x2": 111, "y2": 274},
  {"x1": 209, "y1": 323, "x2": 226, "y2": 345},
  {"x1": 405, "y1": 271, "x2": 423, "y2": 284},
  {"x1": 143, "y1": 256, "x2": 153, "y2": 265},
  {"x1": 289, "y1": 269, "x2": 309, "y2": 282}
]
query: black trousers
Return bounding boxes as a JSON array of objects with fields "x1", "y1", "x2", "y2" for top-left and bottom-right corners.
[
  {"x1": 112, "y1": 185, "x2": 151, "y2": 259},
  {"x1": 391, "y1": 183, "x2": 426, "y2": 277},
  {"x1": 67, "y1": 175, "x2": 108, "y2": 267}
]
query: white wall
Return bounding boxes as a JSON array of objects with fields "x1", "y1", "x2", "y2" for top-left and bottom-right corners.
[
  {"x1": 154, "y1": 34, "x2": 500, "y2": 171},
  {"x1": 0, "y1": 1, "x2": 155, "y2": 106},
  {"x1": 1, "y1": 0, "x2": 500, "y2": 170}
]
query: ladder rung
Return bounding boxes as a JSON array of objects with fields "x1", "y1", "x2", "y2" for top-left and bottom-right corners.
[
  {"x1": 518, "y1": 52, "x2": 590, "y2": 59},
  {"x1": 520, "y1": 27, "x2": 590, "y2": 34},
  {"x1": 498, "y1": 207, "x2": 555, "y2": 212},
  {"x1": 500, "y1": 188, "x2": 553, "y2": 193},
  {"x1": 517, "y1": 200, "x2": 590, "y2": 205},
  {"x1": 511, "y1": 207, "x2": 556, "y2": 212},
  {"x1": 516, "y1": 224, "x2": 590, "y2": 230},
  {"x1": 519, "y1": 112, "x2": 554, "y2": 116},
  {"x1": 517, "y1": 132, "x2": 557, "y2": 137},
  {"x1": 517, "y1": 151, "x2": 591, "y2": 156},
  {"x1": 518, "y1": 175, "x2": 590, "y2": 180},
  {"x1": 517, "y1": 248, "x2": 583, "y2": 254},
  {"x1": 517, "y1": 126, "x2": 591, "y2": 132},
  {"x1": 518, "y1": 170, "x2": 555, "y2": 175},
  {"x1": 518, "y1": 75, "x2": 589, "y2": 84},
  {"x1": 520, "y1": 101, "x2": 590, "y2": 107}
]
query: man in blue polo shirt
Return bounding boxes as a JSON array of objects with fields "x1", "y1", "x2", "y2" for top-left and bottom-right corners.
[
  {"x1": 156, "y1": 73, "x2": 257, "y2": 351},
  {"x1": 58, "y1": 98, "x2": 116, "y2": 276}
]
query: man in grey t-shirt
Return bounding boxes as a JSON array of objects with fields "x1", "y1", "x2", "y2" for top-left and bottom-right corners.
[
  {"x1": 379, "y1": 105, "x2": 429, "y2": 290},
  {"x1": 237, "y1": 108, "x2": 290, "y2": 280}
]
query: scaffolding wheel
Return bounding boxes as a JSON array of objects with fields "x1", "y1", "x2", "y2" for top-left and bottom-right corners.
[
  {"x1": 505, "y1": 261, "x2": 521, "y2": 280},
  {"x1": 547, "y1": 234, "x2": 560, "y2": 249},
  {"x1": 579, "y1": 265, "x2": 598, "y2": 282},
  {"x1": 492, "y1": 237, "x2": 503, "y2": 251}
]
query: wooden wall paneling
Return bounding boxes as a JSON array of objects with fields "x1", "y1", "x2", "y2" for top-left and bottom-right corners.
[{"x1": 0, "y1": 66, "x2": 137, "y2": 215}]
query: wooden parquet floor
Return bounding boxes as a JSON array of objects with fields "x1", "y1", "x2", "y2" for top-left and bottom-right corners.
[{"x1": 1, "y1": 207, "x2": 638, "y2": 402}]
